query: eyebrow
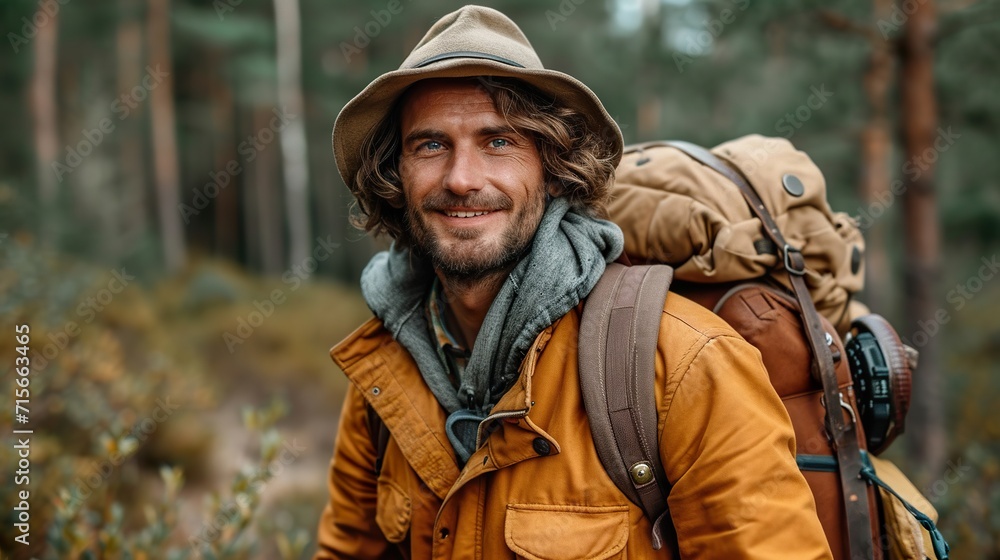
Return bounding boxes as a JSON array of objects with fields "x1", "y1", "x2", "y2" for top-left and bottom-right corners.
[
  {"x1": 480, "y1": 125, "x2": 518, "y2": 137},
  {"x1": 403, "y1": 129, "x2": 448, "y2": 146},
  {"x1": 402, "y1": 125, "x2": 519, "y2": 146}
]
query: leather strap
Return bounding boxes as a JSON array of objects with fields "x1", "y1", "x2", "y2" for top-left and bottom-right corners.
[
  {"x1": 579, "y1": 263, "x2": 675, "y2": 549},
  {"x1": 656, "y1": 140, "x2": 876, "y2": 560}
]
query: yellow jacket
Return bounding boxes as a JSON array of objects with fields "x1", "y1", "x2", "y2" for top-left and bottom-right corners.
[{"x1": 315, "y1": 292, "x2": 833, "y2": 559}]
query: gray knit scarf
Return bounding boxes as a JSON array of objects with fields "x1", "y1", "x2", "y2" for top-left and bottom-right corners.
[{"x1": 361, "y1": 197, "x2": 623, "y2": 462}]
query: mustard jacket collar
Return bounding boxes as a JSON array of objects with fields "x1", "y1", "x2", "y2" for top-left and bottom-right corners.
[{"x1": 330, "y1": 314, "x2": 561, "y2": 499}]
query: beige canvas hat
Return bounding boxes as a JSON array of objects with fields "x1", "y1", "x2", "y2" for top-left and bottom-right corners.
[{"x1": 332, "y1": 4, "x2": 623, "y2": 191}]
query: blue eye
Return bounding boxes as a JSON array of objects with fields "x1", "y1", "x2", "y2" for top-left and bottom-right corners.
[
  {"x1": 423, "y1": 141, "x2": 442, "y2": 151},
  {"x1": 490, "y1": 138, "x2": 509, "y2": 148}
]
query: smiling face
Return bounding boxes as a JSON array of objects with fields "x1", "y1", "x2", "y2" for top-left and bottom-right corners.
[{"x1": 398, "y1": 79, "x2": 547, "y2": 281}]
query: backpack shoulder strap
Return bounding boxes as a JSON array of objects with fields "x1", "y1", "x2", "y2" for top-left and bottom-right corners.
[{"x1": 579, "y1": 262, "x2": 674, "y2": 550}]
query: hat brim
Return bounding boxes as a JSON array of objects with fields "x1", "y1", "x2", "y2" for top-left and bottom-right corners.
[{"x1": 332, "y1": 58, "x2": 623, "y2": 191}]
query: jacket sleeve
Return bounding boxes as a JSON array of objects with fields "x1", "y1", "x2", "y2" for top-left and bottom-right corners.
[
  {"x1": 314, "y1": 384, "x2": 389, "y2": 560},
  {"x1": 659, "y1": 333, "x2": 833, "y2": 560}
]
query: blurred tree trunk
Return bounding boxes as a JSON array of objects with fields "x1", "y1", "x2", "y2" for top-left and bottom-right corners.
[
  {"x1": 899, "y1": 0, "x2": 946, "y2": 480},
  {"x1": 637, "y1": 98, "x2": 662, "y2": 141},
  {"x1": 860, "y1": 0, "x2": 894, "y2": 313},
  {"x1": 241, "y1": 110, "x2": 261, "y2": 271},
  {"x1": 209, "y1": 52, "x2": 239, "y2": 260},
  {"x1": 118, "y1": 0, "x2": 148, "y2": 252},
  {"x1": 637, "y1": 0, "x2": 663, "y2": 142},
  {"x1": 274, "y1": 0, "x2": 312, "y2": 268},
  {"x1": 30, "y1": 4, "x2": 60, "y2": 246},
  {"x1": 148, "y1": 0, "x2": 186, "y2": 271},
  {"x1": 251, "y1": 107, "x2": 284, "y2": 275},
  {"x1": 311, "y1": 134, "x2": 346, "y2": 274}
]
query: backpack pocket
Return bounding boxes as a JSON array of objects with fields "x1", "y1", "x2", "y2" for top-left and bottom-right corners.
[
  {"x1": 865, "y1": 456, "x2": 949, "y2": 560},
  {"x1": 504, "y1": 503, "x2": 629, "y2": 560}
]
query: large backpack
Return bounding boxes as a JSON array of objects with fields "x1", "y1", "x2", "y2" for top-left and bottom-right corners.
[{"x1": 580, "y1": 139, "x2": 948, "y2": 559}]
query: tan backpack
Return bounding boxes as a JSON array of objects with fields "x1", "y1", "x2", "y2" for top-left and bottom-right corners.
[{"x1": 579, "y1": 138, "x2": 948, "y2": 559}]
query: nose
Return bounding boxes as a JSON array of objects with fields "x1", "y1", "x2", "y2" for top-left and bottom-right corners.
[{"x1": 442, "y1": 144, "x2": 483, "y2": 196}]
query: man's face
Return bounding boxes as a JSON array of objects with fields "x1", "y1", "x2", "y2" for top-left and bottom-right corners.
[{"x1": 398, "y1": 79, "x2": 546, "y2": 280}]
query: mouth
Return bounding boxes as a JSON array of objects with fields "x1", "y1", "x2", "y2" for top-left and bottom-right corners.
[{"x1": 442, "y1": 209, "x2": 493, "y2": 218}]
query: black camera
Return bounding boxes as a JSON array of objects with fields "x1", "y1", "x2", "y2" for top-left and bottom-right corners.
[{"x1": 843, "y1": 315, "x2": 915, "y2": 455}]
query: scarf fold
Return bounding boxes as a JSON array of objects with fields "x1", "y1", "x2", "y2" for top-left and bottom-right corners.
[{"x1": 361, "y1": 197, "x2": 623, "y2": 460}]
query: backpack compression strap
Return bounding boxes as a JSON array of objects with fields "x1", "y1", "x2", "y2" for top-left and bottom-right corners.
[
  {"x1": 662, "y1": 140, "x2": 876, "y2": 560},
  {"x1": 579, "y1": 262, "x2": 675, "y2": 550}
]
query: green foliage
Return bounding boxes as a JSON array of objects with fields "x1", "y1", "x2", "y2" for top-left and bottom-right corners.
[
  {"x1": 173, "y1": 6, "x2": 274, "y2": 48},
  {"x1": 41, "y1": 401, "x2": 312, "y2": 560},
  {"x1": 0, "y1": 240, "x2": 329, "y2": 559},
  {"x1": 0, "y1": 240, "x2": 198, "y2": 557},
  {"x1": 46, "y1": 466, "x2": 183, "y2": 558},
  {"x1": 932, "y1": 285, "x2": 1000, "y2": 557}
]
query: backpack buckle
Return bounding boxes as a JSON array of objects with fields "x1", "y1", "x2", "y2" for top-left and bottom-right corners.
[{"x1": 783, "y1": 244, "x2": 806, "y2": 276}]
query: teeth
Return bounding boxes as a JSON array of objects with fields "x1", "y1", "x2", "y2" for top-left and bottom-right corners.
[{"x1": 445, "y1": 210, "x2": 490, "y2": 218}]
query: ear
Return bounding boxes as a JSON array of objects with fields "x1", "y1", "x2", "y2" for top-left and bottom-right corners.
[
  {"x1": 387, "y1": 193, "x2": 406, "y2": 209},
  {"x1": 545, "y1": 181, "x2": 564, "y2": 199},
  {"x1": 385, "y1": 183, "x2": 406, "y2": 209}
]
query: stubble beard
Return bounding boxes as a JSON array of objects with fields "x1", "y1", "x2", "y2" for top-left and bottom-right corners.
[{"x1": 406, "y1": 190, "x2": 546, "y2": 291}]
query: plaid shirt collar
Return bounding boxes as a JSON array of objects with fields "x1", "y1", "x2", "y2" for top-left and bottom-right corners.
[{"x1": 426, "y1": 277, "x2": 471, "y2": 388}]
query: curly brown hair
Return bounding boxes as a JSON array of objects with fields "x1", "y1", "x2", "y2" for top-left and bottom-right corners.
[{"x1": 348, "y1": 76, "x2": 619, "y2": 246}]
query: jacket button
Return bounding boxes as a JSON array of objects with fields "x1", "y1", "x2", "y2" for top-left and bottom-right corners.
[
  {"x1": 439, "y1": 528, "x2": 450, "y2": 539},
  {"x1": 532, "y1": 437, "x2": 551, "y2": 456}
]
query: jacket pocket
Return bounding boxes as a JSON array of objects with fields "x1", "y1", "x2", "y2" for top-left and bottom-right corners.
[
  {"x1": 504, "y1": 504, "x2": 629, "y2": 560},
  {"x1": 375, "y1": 477, "x2": 411, "y2": 543}
]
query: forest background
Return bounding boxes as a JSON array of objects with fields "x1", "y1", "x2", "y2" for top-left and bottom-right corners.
[{"x1": 1, "y1": 0, "x2": 999, "y2": 558}]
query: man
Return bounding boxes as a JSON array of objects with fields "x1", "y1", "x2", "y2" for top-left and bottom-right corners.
[{"x1": 316, "y1": 5, "x2": 832, "y2": 559}]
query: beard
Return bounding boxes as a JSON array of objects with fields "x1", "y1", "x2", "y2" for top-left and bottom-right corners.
[{"x1": 406, "y1": 188, "x2": 546, "y2": 283}]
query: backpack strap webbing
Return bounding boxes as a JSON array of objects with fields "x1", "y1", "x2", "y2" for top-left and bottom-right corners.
[
  {"x1": 579, "y1": 262, "x2": 675, "y2": 550},
  {"x1": 662, "y1": 140, "x2": 875, "y2": 560}
]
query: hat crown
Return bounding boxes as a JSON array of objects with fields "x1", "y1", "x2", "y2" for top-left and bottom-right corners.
[
  {"x1": 400, "y1": 5, "x2": 543, "y2": 71},
  {"x1": 332, "y1": 5, "x2": 623, "y2": 195}
]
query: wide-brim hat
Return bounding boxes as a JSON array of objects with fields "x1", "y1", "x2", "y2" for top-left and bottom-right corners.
[{"x1": 332, "y1": 5, "x2": 623, "y2": 192}]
